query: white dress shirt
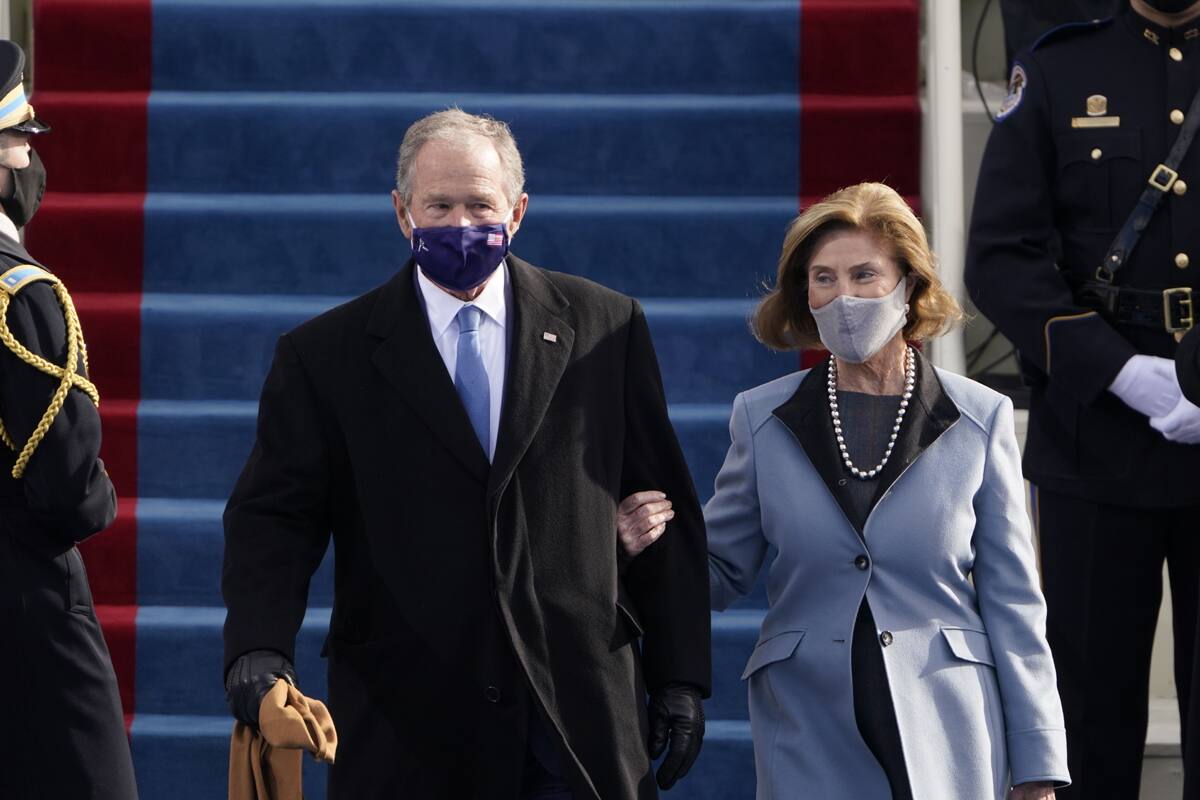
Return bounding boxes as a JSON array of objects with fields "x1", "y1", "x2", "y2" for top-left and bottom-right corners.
[
  {"x1": 416, "y1": 263, "x2": 509, "y2": 461},
  {"x1": 0, "y1": 214, "x2": 20, "y2": 244}
]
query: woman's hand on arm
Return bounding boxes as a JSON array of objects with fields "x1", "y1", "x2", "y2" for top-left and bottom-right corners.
[
  {"x1": 617, "y1": 490, "x2": 673, "y2": 558},
  {"x1": 1010, "y1": 781, "x2": 1055, "y2": 799}
]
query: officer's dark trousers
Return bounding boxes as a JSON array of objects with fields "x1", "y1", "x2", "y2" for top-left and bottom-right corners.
[
  {"x1": 1037, "y1": 487, "x2": 1200, "y2": 799},
  {"x1": 0, "y1": 531, "x2": 138, "y2": 800}
]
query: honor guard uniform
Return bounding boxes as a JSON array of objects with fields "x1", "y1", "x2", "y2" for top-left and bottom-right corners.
[
  {"x1": 0, "y1": 42, "x2": 139, "y2": 799},
  {"x1": 966, "y1": 3, "x2": 1200, "y2": 797}
]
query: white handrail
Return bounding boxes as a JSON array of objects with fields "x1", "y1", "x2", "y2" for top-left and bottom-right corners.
[{"x1": 921, "y1": 0, "x2": 968, "y2": 375}]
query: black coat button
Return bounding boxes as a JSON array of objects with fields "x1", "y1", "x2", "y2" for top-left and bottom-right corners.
[
  {"x1": 485, "y1": 686, "x2": 502, "y2": 703},
  {"x1": 854, "y1": 555, "x2": 869, "y2": 570},
  {"x1": 879, "y1": 631, "x2": 893, "y2": 647}
]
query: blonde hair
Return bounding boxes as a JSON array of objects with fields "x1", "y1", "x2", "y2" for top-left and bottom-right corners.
[{"x1": 753, "y1": 182, "x2": 963, "y2": 351}]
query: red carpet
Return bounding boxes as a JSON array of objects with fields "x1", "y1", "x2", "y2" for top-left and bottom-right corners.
[{"x1": 29, "y1": 0, "x2": 153, "y2": 727}]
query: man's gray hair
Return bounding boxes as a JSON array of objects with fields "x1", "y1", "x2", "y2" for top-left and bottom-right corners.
[{"x1": 395, "y1": 108, "x2": 526, "y2": 205}]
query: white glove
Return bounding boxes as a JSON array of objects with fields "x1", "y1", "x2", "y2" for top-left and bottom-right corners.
[
  {"x1": 1151, "y1": 393, "x2": 1200, "y2": 444},
  {"x1": 1109, "y1": 355, "x2": 1182, "y2": 419}
]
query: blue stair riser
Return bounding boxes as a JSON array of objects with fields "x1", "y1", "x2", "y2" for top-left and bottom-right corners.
[
  {"x1": 147, "y1": 93, "x2": 799, "y2": 196},
  {"x1": 132, "y1": 715, "x2": 753, "y2": 800},
  {"x1": 139, "y1": 297, "x2": 794, "y2": 403},
  {"x1": 135, "y1": 607, "x2": 762, "y2": 723},
  {"x1": 143, "y1": 194, "x2": 797, "y2": 299},
  {"x1": 152, "y1": 1, "x2": 799, "y2": 96},
  {"x1": 137, "y1": 401, "x2": 736, "y2": 507}
]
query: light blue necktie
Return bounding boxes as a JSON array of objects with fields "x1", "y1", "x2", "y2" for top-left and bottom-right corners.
[{"x1": 454, "y1": 305, "x2": 491, "y2": 457}]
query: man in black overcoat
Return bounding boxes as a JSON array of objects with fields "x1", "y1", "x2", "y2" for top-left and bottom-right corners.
[
  {"x1": 222, "y1": 109, "x2": 711, "y2": 799},
  {"x1": 0, "y1": 41, "x2": 139, "y2": 800}
]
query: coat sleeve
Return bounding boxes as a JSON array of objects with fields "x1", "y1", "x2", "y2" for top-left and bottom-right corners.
[
  {"x1": 0, "y1": 283, "x2": 115, "y2": 543},
  {"x1": 964, "y1": 54, "x2": 1135, "y2": 405},
  {"x1": 704, "y1": 392, "x2": 767, "y2": 612},
  {"x1": 222, "y1": 334, "x2": 333, "y2": 676},
  {"x1": 619, "y1": 299, "x2": 712, "y2": 696},
  {"x1": 971, "y1": 395, "x2": 1070, "y2": 786}
]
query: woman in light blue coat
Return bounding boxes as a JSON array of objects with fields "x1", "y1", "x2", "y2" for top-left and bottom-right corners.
[{"x1": 620, "y1": 183, "x2": 1069, "y2": 799}]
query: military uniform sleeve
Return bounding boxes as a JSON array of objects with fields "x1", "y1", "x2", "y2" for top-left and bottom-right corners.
[
  {"x1": 619, "y1": 299, "x2": 712, "y2": 697},
  {"x1": 222, "y1": 334, "x2": 333, "y2": 675},
  {"x1": 1178, "y1": 325, "x2": 1200, "y2": 406},
  {"x1": 965, "y1": 54, "x2": 1136, "y2": 405},
  {"x1": 0, "y1": 282, "x2": 115, "y2": 541}
]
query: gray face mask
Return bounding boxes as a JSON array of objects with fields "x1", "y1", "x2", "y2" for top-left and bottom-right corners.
[{"x1": 809, "y1": 277, "x2": 909, "y2": 363}]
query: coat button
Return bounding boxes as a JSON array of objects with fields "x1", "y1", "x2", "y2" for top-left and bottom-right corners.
[
  {"x1": 485, "y1": 686, "x2": 502, "y2": 703},
  {"x1": 879, "y1": 631, "x2": 893, "y2": 647},
  {"x1": 1171, "y1": 109, "x2": 1186, "y2": 125},
  {"x1": 1170, "y1": 47, "x2": 1184, "y2": 62},
  {"x1": 1175, "y1": 179, "x2": 1189, "y2": 196},
  {"x1": 1177, "y1": 252, "x2": 1190, "y2": 269},
  {"x1": 1091, "y1": 148, "x2": 1103, "y2": 160},
  {"x1": 854, "y1": 555, "x2": 869, "y2": 570}
]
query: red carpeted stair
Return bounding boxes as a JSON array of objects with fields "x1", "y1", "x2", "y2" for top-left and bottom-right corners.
[{"x1": 26, "y1": 0, "x2": 151, "y2": 730}]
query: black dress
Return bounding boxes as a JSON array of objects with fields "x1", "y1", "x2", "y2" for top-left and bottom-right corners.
[{"x1": 837, "y1": 390, "x2": 915, "y2": 800}]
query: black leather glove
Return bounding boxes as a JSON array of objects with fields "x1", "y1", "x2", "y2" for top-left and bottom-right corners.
[
  {"x1": 647, "y1": 683, "x2": 705, "y2": 790},
  {"x1": 224, "y1": 649, "x2": 297, "y2": 729}
]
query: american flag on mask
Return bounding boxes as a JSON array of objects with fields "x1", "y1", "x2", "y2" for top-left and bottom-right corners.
[{"x1": 487, "y1": 232, "x2": 504, "y2": 247}]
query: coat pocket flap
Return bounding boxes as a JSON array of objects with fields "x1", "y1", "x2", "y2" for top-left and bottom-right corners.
[
  {"x1": 941, "y1": 627, "x2": 995, "y2": 667},
  {"x1": 741, "y1": 630, "x2": 806, "y2": 680}
]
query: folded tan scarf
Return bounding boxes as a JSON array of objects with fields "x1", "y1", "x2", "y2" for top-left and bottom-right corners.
[{"x1": 229, "y1": 681, "x2": 338, "y2": 800}]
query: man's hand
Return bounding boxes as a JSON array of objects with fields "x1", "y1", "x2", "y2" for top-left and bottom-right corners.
[
  {"x1": 1109, "y1": 354, "x2": 1181, "y2": 419},
  {"x1": 647, "y1": 683, "x2": 704, "y2": 790},
  {"x1": 1151, "y1": 393, "x2": 1200, "y2": 444},
  {"x1": 1010, "y1": 781, "x2": 1055, "y2": 799},
  {"x1": 225, "y1": 649, "x2": 297, "y2": 729},
  {"x1": 618, "y1": 491, "x2": 673, "y2": 558}
]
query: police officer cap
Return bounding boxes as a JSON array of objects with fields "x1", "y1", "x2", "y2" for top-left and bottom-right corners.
[{"x1": 0, "y1": 41, "x2": 48, "y2": 135}]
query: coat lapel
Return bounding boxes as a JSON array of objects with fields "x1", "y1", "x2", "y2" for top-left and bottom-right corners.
[
  {"x1": 366, "y1": 260, "x2": 490, "y2": 485},
  {"x1": 771, "y1": 351, "x2": 962, "y2": 536},
  {"x1": 486, "y1": 256, "x2": 575, "y2": 498},
  {"x1": 868, "y1": 350, "x2": 960, "y2": 507},
  {"x1": 771, "y1": 359, "x2": 866, "y2": 534}
]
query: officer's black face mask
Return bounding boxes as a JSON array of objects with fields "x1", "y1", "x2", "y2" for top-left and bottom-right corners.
[
  {"x1": 2, "y1": 147, "x2": 45, "y2": 228},
  {"x1": 1142, "y1": 0, "x2": 1199, "y2": 15}
]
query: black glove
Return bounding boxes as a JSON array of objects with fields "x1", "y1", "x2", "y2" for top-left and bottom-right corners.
[
  {"x1": 224, "y1": 649, "x2": 297, "y2": 729},
  {"x1": 647, "y1": 683, "x2": 705, "y2": 790}
]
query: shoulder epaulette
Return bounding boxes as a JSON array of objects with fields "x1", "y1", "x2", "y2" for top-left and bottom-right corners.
[
  {"x1": 0, "y1": 264, "x2": 57, "y2": 296},
  {"x1": 1032, "y1": 17, "x2": 1114, "y2": 51}
]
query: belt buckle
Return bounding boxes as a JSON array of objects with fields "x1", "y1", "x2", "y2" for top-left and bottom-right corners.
[
  {"x1": 1163, "y1": 286, "x2": 1194, "y2": 341},
  {"x1": 1149, "y1": 164, "x2": 1180, "y2": 192}
]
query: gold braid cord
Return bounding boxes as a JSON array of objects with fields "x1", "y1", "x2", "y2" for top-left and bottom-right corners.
[{"x1": 0, "y1": 279, "x2": 100, "y2": 479}]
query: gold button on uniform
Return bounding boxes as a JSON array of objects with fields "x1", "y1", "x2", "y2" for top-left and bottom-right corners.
[
  {"x1": 1170, "y1": 47, "x2": 1184, "y2": 61},
  {"x1": 1091, "y1": 148, "x2": 1103, "y2": 160},
  {"x1": 1172, "y1": 109, "x2": 1186, "y2": 124},
  {"x1": 1177, "y1": 252, "x2": 1190, "y2": 269},
  {"x1": 1175, "y1": 179, "x2": 1188, "y2": 196}
]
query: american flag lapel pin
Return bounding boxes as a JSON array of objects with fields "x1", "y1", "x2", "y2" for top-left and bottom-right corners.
[{"x1": 542, "y1": 332, "x2": 558, "y2": 343}]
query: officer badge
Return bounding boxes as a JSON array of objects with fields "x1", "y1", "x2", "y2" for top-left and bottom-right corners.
[
  {"x1": 1071, "y1": 95, "x2": 1120, "y2": 128},
  {"x1": 996, "y1": 63, "x2": 1026, "y2": 121}
]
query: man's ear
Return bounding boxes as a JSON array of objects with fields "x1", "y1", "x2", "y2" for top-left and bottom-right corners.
[
  {"x1": 392, "y1": 190, "x2": 412, "y2": 238},
  {"x1": 507, "y1": 193, "x2": 530, "y2": 239}
]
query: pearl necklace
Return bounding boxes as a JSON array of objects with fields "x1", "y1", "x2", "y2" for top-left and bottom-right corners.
[{"x1": 827, "y1": 346, "x2": 915, "y2": 480}]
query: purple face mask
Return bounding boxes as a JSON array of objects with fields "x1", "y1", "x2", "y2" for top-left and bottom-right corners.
[{"x1": 408, "y1": 212, "x2": 510, "y2": 292}]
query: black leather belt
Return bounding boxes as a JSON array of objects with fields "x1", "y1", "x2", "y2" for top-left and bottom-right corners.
[{"x1": 1075, "y1": 280, "x2": 1194, "y2": 338}]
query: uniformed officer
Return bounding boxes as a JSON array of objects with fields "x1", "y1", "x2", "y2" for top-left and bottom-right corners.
[
  {"x1": 966, "y1": 1, "x2": 1200, "y2": 797},
  {"x1": 0, "y1": 41, "x2": 139, "y2": 799}
]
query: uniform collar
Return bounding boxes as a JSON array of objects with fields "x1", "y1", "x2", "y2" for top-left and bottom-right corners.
[
  {"x1": 415, "y1": 260, "x2": 509, "y2": 338},
  {"x1": 1125, "y1": 4, "x2": 1200, "y2": 48}
]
